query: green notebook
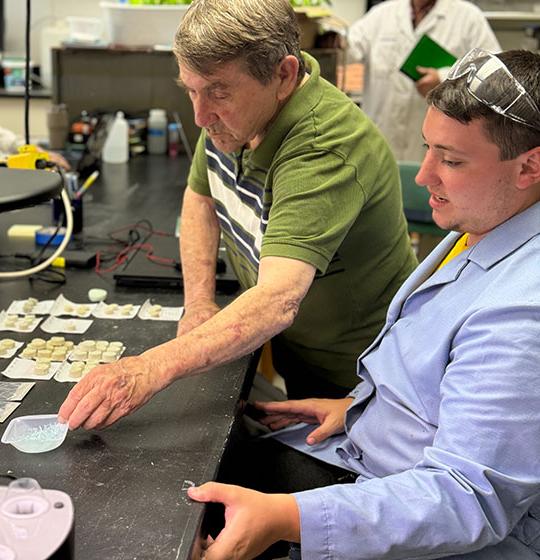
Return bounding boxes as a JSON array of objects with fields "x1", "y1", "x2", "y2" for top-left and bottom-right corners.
[{"x1": 400, "y1": 34, "x2": 457, "y2": 82}]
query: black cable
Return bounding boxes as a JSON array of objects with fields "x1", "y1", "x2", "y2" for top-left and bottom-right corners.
[
  {"x1": 0, "y1": 252, "x2": 65, "y2": 284},
  {"x1": 0, "y1": 161, "x2": 68, "y2": 285},
  {"x1": 135, "y1": 219, "x2": 155, "y2": 231},
  {"x1": 30, "y1": 167, "x2": 68, "y2": 285},
  {"x1": 24, "y1": 0, "x2": 30, "y2": 145},
  {"x1": 31, "y1": 170, "x2": 66, "y2": 265},
  {"x1": 31, "y1": 219, "x2": 63, "y2": 263},
  {"x1": 107, "y1": 219, "x2": 156, "y2": 247},
  {"x1": 29, "y1": 267, "x2": 66, "y2": 285},
  {"x1": 27, "y1": 166, "x2": 65, "y2": 266},
  {"x1": 0, "y1": 474, "x2": 17, "y2": 483},
  {"x1": 17, "y1": 251, "x2": 66, "y2": 284}
]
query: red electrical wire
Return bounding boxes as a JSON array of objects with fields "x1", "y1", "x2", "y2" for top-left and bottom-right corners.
[
  {"x1": 94, "y1": 222, "x2": 178, "y2": 275},
  {"x1": 95, "y1": 242, "x2": 177, "y2": 275}
]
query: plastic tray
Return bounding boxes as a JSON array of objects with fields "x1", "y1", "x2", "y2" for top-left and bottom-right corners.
[{"x1": 1, "y1": 414, "x2": 68, "y2": 453}]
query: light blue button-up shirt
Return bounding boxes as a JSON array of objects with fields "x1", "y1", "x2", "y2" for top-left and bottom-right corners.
[{"x1": 274, "y1": 202, "x2": 540, "y2": 559}]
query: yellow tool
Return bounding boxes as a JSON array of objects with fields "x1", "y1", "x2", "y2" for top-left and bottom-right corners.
[{"x1": 6, "y1": 144, "x2": 51, "y2": 170}]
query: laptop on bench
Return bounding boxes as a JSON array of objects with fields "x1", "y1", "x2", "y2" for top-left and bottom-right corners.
[{"x1": 113, "y1": 234, "x2": 239, "y2": 294}]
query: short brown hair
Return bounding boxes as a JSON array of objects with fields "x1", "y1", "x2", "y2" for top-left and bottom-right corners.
[{"x1": 427, "y1": 50, "x2": 540, "y2": 160}]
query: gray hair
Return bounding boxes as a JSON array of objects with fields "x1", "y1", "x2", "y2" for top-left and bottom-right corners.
[
  {"x1": 173, "y1": 0, "x2": 305, "y2": 84},
  {"x1": 427, "y1": 50, "x2": 540, "y2": 160}
]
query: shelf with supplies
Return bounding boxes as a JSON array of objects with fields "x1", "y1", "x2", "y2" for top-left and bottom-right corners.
[
  {"x1": 483, "y1": 10, "x2": 540, "y2": 32},
  {"x1": 484, "y1": 10, "x2": 540, "y2": 21},
  {"x1": 0, "y1": 87, "x2": 51, "y2": 99}
]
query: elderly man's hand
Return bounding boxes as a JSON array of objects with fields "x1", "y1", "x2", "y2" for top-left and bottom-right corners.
[
  {"x1": 177, "y1": 299, "x2": 220, "y2": 336},
  {"x1": 254, "y1": 397, "x2": 353, "y2": 445},
  {"x1": 415, "y1": 66, "x2": 441, "y2": 97},
  {"x1": 58, "y1": 355, "x2": 163, "y2": 430},
  {"x1": 188, "y1": 482, "x2": 300, "y2": 560}
]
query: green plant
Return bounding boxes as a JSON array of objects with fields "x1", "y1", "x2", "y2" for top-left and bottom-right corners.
[{"x1": 290, "y1": 0, "x2": 332, "y2": 6}]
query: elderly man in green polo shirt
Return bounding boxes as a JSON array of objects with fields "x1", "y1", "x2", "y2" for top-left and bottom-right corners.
[{"x1": 59, "y1": 0, "x2": 416, "y2": 430}]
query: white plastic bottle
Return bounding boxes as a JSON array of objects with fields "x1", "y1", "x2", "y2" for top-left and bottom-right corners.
[
  {"x1": 147, "y1": 108, "x2": 167, "y2": 155},
  {"x1": 102, "y1": 111, "x2": 129, "y2": 164}
]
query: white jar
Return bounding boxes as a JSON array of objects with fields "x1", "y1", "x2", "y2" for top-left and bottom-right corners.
[{"x1": 147, "y1": 108, "x2": 168, "y2": 155}]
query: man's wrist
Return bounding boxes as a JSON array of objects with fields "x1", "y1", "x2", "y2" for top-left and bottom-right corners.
[
  {"x1": 270, "y1": 494, "x2": 301, "y2": 543},
  {"x1": 184, "y1": 295, "x2": 216, "y2": 308},
  {"x1": 140, "y1": 343, "x2": 182, "y2": 390}
]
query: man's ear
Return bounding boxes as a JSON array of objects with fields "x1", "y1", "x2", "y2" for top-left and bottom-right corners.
[
  {"x1": 275, "y1": 55, "x2": 300, "y2": 101},
  {"x1": 516, "y1": 146, "x2": 540, "y2": 190}
]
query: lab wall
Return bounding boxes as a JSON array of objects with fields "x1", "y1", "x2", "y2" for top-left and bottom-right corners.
[
  {"x1": 4, "y1": 0, "x2": 365, "y2": 67},
  {"x1": 1, "y1": 0, "x2": 538, "y2": 140},
  {"x1": 3, "y1": 0, "x2": 538, "y2": 63}
]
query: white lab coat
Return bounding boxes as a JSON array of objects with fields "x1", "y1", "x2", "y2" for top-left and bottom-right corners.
[{"x1": 348, "y1": 0, "x2": 501, "y2": 162}]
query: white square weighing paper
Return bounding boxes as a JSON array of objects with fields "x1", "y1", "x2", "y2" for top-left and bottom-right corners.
[
  {"x1": 138, "y1": 299, "x2": 184, "y2": 321},
  {"x1": 2, "y1": 358, "x2": 61, "y2": 380},
  {"x1": 92, "y1": 302, "x2": 140, "y2": 320},
  {"x1": 54, "y1": 361, "x2": 96, "y2": 383},
  {"x1": 6, "y1": 298, "x2": 55, "y2": 316},
  {"x1": 40, "y1": 316, "x2": 93, "y2": 334},
  {"x1": 50, "y1": 294, "x2": 97, "y2": 318},
  {"x1": 0, "y1": 311, "x2": 42, "y2": 333},
  {"x1": 0, "y1": 401, "x2": 20, "y2": 423},
  {"x1": 0, "y1": 339, "x2": 24, "y2": 359},
  {"x1": 0, "y1": 381, "x2": 35, "y2": 401}
]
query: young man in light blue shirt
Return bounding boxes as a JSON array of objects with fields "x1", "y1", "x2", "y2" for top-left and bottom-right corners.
[{"x1": 188, "y1": 49, "x2": 540, "y2": 560}]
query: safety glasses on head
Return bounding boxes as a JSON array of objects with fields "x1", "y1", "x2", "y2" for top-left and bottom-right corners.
[{"x1": 447, "y1": 48, "x2": 540, "y2": 132}]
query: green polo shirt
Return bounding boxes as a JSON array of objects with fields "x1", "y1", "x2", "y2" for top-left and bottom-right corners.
[{"x1": 188, "y1": 53, "x2": 417, "y2": 389}]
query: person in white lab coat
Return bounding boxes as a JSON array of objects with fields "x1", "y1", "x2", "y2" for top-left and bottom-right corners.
[{"x1": 348, "y1": 0, "x2": 500, "y2": 162}]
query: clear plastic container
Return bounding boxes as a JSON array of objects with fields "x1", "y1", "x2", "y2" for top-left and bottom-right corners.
[
  {"x1": 100, "y1": 1, "x2": 190, "y2": 47},
  {"x1": 66, "y1": 16, "x2": 104, "y2": 44},
  {"x1": 1, "y1": 414, "x2": 68, "y2": 454}
]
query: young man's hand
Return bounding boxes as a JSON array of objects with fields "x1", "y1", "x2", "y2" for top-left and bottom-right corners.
[
  {"x1": 254, "y1": 397, "x2": 353, "y2": 445},
  {"x1": 188, "y1": 482, "x2": 300, "y2": 560}
]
